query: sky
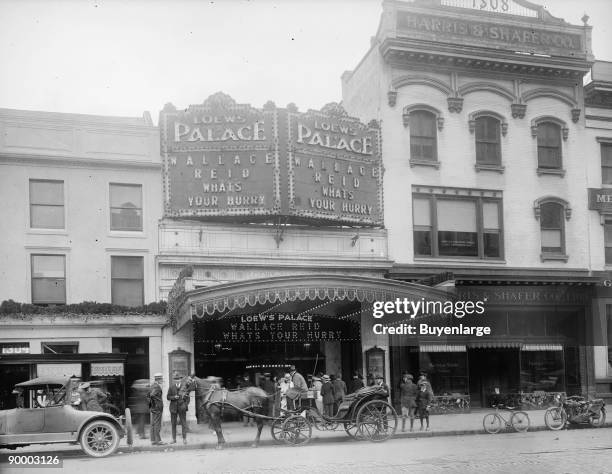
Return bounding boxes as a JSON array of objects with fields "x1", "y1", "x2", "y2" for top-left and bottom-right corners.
[{"x1": 0, "y1": 0, "x2": 610, "y2": 123}]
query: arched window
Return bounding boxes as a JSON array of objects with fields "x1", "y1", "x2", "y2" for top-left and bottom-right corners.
[
  {"x1": 534, "y1": 197, "x2": 571, "y2": 260},
  {"x1": 536, "y1": 122, "x2": 562, "y2": 170},
  {"x1": 409, "y1": 110, "x2": 437, "y2": 162},
  {"x1": 475, "y1": 116, "x2": 501, "y2": 165}
]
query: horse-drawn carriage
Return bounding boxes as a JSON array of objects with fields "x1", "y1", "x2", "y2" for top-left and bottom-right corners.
[{"x1": 188, "y1": 376, "x2": 397, "y2": 448}]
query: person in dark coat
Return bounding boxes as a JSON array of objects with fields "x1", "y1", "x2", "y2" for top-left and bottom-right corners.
[
  {"x1": 148, "y1": 373, "x2": 165, "y2": 445},
  {"x1": 320, "y1": 374, "x2": 335, "y2": 417},
  {"x1": 78, "y1": 382, "x2": 105, "y2": 412},
  {"x1": 416, "y1": 382, "x2": 433, "y2": 431},
  {"x1": 399, "y1": 373, "x2": 418, "y2": 432},
  {"x1": 332, "y1": 374, "x2": 347, "y2": 414},
  {"x1": 167, "y1": 373, "x2": 189, "y2": 444},
  {"x1": 129, "y1": 379, "x2": 150, "y2": 439},
  {"x1": 350, "y1": 372, "x2": 364, "y2": 393}
]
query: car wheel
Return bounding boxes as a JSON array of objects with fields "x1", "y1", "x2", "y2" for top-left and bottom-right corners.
[{"x1": 80, "y1": 420, "x2": 120, "y2": 457}]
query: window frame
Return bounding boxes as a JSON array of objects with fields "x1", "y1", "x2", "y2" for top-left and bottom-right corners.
[
  {"x1": 531, "y1": 117, "x2": 568, "y2": 177},
  {"x1": 469, "y1": 111, "x2": 507, "y2": 172},
  {"x1": 534, "y1": 197, "x2": 571, "y2": 262},
  {"x1": 110, "y1": 255, "x2": 145, "y2": 307},
  {"x1": 605, "y1": 219, "x2": 612, "y2": 266},
  {"x1": 29, "y1": 179, "x2": 65, "y2": 230},
  {"x1": 412, "y1": 193, "x2": 504, "y2": 260},
  {"x1": 601, "y1": 142, "x2": 612, "y2": 187},
  {"x1": 41, "y1": 341, "x2": 79, "y2": 354},
  {"x1": 30, "y1": 254, "x2": 67, "y2": 305},
  {"x1": 403, "y1": 104, "x2": 443, "y2": 168},
  {"x1": 109, "y1": 182, "x2": 143, "y2": 232}
]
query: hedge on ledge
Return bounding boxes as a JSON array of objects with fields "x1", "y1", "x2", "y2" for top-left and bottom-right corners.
[{"x1": 0, "y1": 299, "x2": 167, "y2": 315}]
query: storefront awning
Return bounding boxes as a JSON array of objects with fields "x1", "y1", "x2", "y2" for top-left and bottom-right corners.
[
  {"x1": 521, "y1": 344, "x2": 563, "y2": 351},
  {"x1": 91, "y1": 362, "x2": 125, "y2": 376},
  {"x1": 419, "y1": 345, "x2": 466, "y2": 352},
  {"x1": 172, "y1": 274, "x2": 456, "y2": 332},
  {"x1": 467, "y1": 342, "x2": 522, "y2": 349}
]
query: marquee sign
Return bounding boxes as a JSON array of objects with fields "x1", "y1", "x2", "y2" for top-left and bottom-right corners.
[
  {"x1": 195, "y1": 313, "x2": 360, "y2": 343},
  {"x1": 161, "y1": 93, "x2": 280, "y2": 218},
  {"x1": 161, "y1": 94, "x2": 383, "y2": 226}
]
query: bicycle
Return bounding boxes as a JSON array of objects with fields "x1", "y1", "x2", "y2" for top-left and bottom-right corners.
[{"x1": 483, "y1": 404, "x2": 530, "y2": 434}]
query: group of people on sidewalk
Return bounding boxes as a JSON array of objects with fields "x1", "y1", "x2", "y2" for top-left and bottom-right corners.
[
  {"x1": 400, "y1": 372, "x2": 434, "y2": 431},
  {"x1": 146, "y1": 372, "x2": 192, "y2": 446}
]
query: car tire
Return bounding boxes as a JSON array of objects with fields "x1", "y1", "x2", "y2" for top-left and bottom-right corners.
[{"x1": 80, "y1": 419, "x2": 120, "y2": 457}]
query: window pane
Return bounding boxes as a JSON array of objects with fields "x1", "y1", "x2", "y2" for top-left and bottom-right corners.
[
  {"x1": 538, "y1": 147, "x2": 561, "y2": 169},
  {"x1": 414, "y1": 230, "x2": 432, "y2": 256},
  {"x1": 32, "y1": 278, "x2": 66, "y2": 304},
  {"x1": 601, "y1": 144, "x2": 612, "y2": 167},
  {"x1": 110, "y1": 209, "x2": 143, "y2": 231},
  {"x1": 30, "y1": 180, "x2": 63, "y2": 205},
  {"x1": 111, "y1": 256, "x2": 144, "y2": 279},
  {"x1": 484, "y1": 232, "x2": 500, "y2": 258},
  {"x1": 437, "y1": 200, "x2": 476, "y2": 232},
  {"x1": 602, "y1": 167, "x2": 612, "y2": 185},
  {"x1": 537, "y1": 123, "x2": 561, "y2": 147},
  {"x1": 413, "y1": 198, "x2": 431, "y2": 226},
  {"x1": 32, "y1": 255, "x2": 65, "y2": 278},
  {"x1": 438, "y1": 231, "x2": 478, "y2": 256},
  {"x1": 542, "y1": 230, "x2": 562, "y2": 248},
  {"x1": 30, "y1": 205, "x2": 65, "y2": 229},
  {"x1": 110, "y1": 184, "x2": 142, "y2": 208},
  {"x1": 410, "y1": 111, "x2": 436, "y2": 136},
  {"x1": 540, "y1": 202, "x2": 562, "y2": 228},
  {"x1": 112, "y1": 280, "x2": 144, "y2": 307},
  {"x1": 483, "y1": 202, "x2": 500, "y2": 229}
]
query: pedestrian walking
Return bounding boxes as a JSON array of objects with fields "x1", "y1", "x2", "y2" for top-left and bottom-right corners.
[
  {"x1": 129, "y1": 379, "x2": 150, "y2": 439},
  {"x1": 416, "y1": 382, "x2": 433, "y2": 431},
  {"x1": 332, "y1": 373, "x2": 347, "y2": 414},
  {"x1": 167, "y1": 372, "x2": 188, "y2": 444},
  {"x1": 320, "y1": 374, "x2": 335, "y2": 417},
  {"x1": 399, "y1": 373, "x2": 418, "y2": 432},
  {"x1": 148, "y1": 373, "x2": 165, "y2": 445}
]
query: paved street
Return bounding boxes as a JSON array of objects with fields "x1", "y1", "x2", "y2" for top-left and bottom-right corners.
[{"x1": 3, "y1": 427, "x2": 611, "y2": 474}]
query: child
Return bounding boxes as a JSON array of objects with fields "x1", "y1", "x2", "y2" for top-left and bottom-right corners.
[{"x1": 416, "y1": 383, "x2": 433, "y2": 431}]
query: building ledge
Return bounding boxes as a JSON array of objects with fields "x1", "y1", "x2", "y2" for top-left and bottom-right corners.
[
  {"x1": 475, "y1": 164, "x2": 505, "y2": 173},
  {"x1": 537, "y1": 168, "x2": 566, "y2": 177},
  {"x1": 540, "y1": 253, "x2": 569, "y2": 263},
  {"x1": 409, "y1": 159, "x2": 440, "y2": 169}
]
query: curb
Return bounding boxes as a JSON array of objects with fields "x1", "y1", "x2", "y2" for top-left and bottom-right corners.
[{"x1": 5, "y1": 421, "x2": 610, "y2": 459}]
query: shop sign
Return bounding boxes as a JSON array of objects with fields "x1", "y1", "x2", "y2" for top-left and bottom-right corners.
[
  {"x1": 458, "y1": 286, "x2": 589, "y2": 305},
  {"x1": 588, "y1": 188, "x2": 612, "y2": 212},
  {"x1": 288, "y1": 111, "x2": 382, "y2": 225},
  {"x1": 91, "y1": 362, "x2": 124, "y2": 377},
  {"x1": 37, "y1": 363, "x2": 81, "y2": 378},
  {"x1": 0, "y1": 343, "x2": 30, "y2": 354},
  {"x1": 160, "y1": 93, "x2": 383, "y2": 226},
  {"x1": 396, "y1": 11, "x2": 583, "y2": 57},
  {"x1": 197, "y1": 313, "x2": 360, "y2": 343}
]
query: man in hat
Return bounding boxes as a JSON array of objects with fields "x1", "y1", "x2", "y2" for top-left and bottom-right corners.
[
  {"x1": 167, "y1": 372, "x2": 189, "y2": 444},
  {"x1": 399, "y1": 373, "x2": 418, "y2": 432},
  {"x1": 375, "y1": 374, "x2": 390, "y2": 397},
  {"x1": 320, "y1": 374, "x2": 335, "y2": 416},
  {"x1": 148, "y1": 373, "x2": 165, "y2": 445},
  {"x1": 12, "y1": 387, "x2": 24, "y2": 408},
  {"x1": 350, "y1": 372, "x2": 364, "y2": 393},
  {"x1": 332, "y1": 373, "x2": 347, "y2": 414},
  {"x1": 288, "y1": 365, "x2": 307, "y2": 410},
  {"x1": 78, "y1": 382, "x2": 105, "y2": 412}
]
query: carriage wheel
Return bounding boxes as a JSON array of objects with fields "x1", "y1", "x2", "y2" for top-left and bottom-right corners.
[
  {"x1": 281, "y1": 415, "x2": 312, "y2": 446},
  {"x1": 344, "y1": 422, "x2": 366, "y2": 441},
  {"x1": 270, "y1": 418, "x2": 285, "y2": 443},
  {"x1": 355, "y1": 400, "x2": 398, "y2": 443}
]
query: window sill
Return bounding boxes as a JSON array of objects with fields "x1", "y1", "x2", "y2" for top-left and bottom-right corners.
[
  {"x1": 108, "y1": 231, "x2": 147, "y2": 239},
  {"x1": 414, "y1": 257, "x2": 506, "y2": 264},
  {"x1": 537, "y1": 168, "x2": 566, "y2": 177},
  {"x1": 540, "y1": 253, "x2": 569, "y2": 262},
  {"x1": 410, "y1": 159, "x2": 440, "y2": 169},
  {"x1": 28, "y1": 229, "x2": 68, "y2": 236},
  {"x1": 475, "y1": 164, "x2": 504, "y2": 173}
]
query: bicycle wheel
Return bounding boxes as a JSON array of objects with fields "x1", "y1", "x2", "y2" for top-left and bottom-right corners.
[
  {"x1": 483, "y1": 413, "x2": 502, "y2": 434},
  {"x1": 510, "y1": 411, "x2": 530, "y2": 432},
  {"x1": 544, "y1": 407, "x2": 566, "y2": 431}
]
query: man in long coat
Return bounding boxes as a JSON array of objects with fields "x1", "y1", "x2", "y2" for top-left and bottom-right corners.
[
  {"x1": 167, "y1": 373, "x2": 189, "y2": 444},
  {"x1": 148, "y1": 373, "x2": 165, "y2": 445},
  {"x1": 289, "y1": 365, "x2": 307, "y2": 410}
]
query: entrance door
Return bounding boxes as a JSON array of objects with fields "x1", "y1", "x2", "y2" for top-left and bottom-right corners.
[{"x1": 468, "y1": 348, "x2": 520, "y2": 408}]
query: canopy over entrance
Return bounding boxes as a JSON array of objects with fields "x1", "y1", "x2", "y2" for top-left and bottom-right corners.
[{"x1": 171, "y1": 273, "x2": 455, "y2": 331}]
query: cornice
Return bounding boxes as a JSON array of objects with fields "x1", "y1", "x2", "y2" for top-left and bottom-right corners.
[{"x1": 0, "y1": 153, "x2": 162, "y2": 171}]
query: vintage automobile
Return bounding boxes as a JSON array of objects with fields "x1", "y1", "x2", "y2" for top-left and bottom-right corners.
[{"x1": 0, "y1": 377, "x2": 128, "y2": 457}]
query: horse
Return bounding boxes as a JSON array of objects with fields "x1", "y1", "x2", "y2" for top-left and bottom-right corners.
[{"x1": 185, "y1": 376, "x2": 270, "y2": 449}]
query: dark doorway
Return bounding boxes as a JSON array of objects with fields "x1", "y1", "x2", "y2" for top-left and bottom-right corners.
[
  {"x1": 112, "y1": 338, "x2": 149, "y2": 393},
  {"x1": 468, "y1": 348, "x2": 520, "y2": 408},
  {"x1": 0, "y1": 364, "x2": 31, "y2": 409}
]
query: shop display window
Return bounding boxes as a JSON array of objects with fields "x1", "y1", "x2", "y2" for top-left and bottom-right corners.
[
  {"x1": 520, "y1": 350, "x2": 565, "y2": 392},
  {"x1": 419, "y1": 351, "x2": 468, "y2": 395}
]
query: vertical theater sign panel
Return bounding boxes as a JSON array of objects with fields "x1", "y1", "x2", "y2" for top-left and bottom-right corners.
[
  {"x1": 160, "y1": 93, "x2": 281, "y2": 218},
  {"x1": 287, "y1": 104, "x2": 383, "y2": 226}
]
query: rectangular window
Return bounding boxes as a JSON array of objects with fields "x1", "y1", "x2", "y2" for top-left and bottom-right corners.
[
  {"x1": 29, "y1": 179, "x2": 64, "y2": 229},
  {"x1": 605, "y1": 221, "x2": 612, "y2": 265},
  {"x1": 602, "y1": 144, "x2": 612, "y2": 185},
  {"x1": 540, "y1": 203, "x2": 563, "y2": 254},
  {"x1": 110, "y1": 183, "x2": 143, "y2": 231},
  {"x1": 475, "y1": 117, "x2": 501, "y2": 165},
  {"x1": 111, "y1": 256, "x2": 144, "y2": 307},
  {"x1": 31, "y1": 254, "x2": 66, "y2": 305},
  {"x1": 413, "y1": 193, "x2": 502, "y2": 259},
  {"x1": 537, "y1": 123, "x2": 562, "y2": 169},
  {"x1": 409, "y1": 111, "x2": 437, "y2": 162},
  {"x1": 41, "y1": 342, "x2": 78, "y2": 354}
]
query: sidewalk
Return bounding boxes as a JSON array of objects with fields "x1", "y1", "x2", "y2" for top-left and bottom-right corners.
[{"x1": 2, "y1": 409, "x2": 610, "y2": 456}]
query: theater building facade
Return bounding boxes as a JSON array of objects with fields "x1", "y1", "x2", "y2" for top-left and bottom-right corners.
[
  {"x1": 341, "y1": 0, "x2": 604, "y2": 407},
  {"x1": 157, "y1": 93, "x2": 455, "y2": 406}
]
